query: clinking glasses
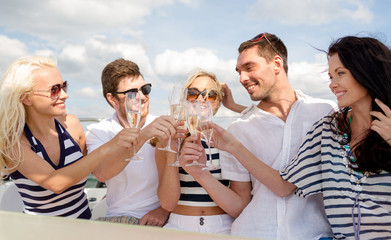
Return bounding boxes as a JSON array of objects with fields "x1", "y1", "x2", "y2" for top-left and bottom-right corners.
[
  {"x1": 250, "y1": 33, "x2": 280, "y2": 56},
  {"x1": 111, "y1": 83, "x2": 152, "y2": 96},
  {"x1": 29, "y1": 81, "x2": 68, "y2": 100},
  {"x1": 186, "y1": 87, "x2": 218, "y2": 102}
]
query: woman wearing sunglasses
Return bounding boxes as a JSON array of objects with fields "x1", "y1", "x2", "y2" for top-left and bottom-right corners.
[
  {"x1": 0, "y1": 56, "x2": 139, "y2": 219},
  {"x1": 156, "y1": 70, "x2": 247, "y2": 234}
]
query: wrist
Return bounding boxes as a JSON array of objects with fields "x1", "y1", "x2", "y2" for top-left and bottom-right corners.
[{"x1": 192, "y1": 169, "x2": 210, "y2": 183}]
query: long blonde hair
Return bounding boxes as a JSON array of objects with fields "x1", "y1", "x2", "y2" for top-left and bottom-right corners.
[{"x1": 0, "y1": 56, "x2": 57, "y2": 181}]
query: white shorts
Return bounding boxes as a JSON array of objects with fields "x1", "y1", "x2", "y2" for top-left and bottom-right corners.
[{"x1": 164, "y1": 213, "x2": 234, "y2": 235}]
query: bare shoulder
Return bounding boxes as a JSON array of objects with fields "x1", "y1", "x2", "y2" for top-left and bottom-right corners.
[
  {"x1": 55, "y1": 114, "x2": 84, "y2": 139},
  {"x1": 6, "y1": 134, "x2": 31, "y2": 174},
  {"x1": 56, "y1": 114, "x2": 83, "y2": 131}
]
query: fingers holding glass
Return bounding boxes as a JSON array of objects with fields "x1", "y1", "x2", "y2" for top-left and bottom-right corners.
[{"x1": 125, "y1": 91, "x2": 143, "y2": 161}]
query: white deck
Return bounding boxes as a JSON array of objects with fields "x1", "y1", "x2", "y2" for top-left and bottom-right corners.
[{"x1": 0, "y1": 210, "x2": 259, "y2": 240}]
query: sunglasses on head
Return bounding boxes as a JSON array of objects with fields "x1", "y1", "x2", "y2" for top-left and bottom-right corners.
[
  {"x1": 186, "y1": 88, "x2": 218, "y2": 102},
  {"x1": 250, "y1": 33, "x2": 280, "y2": 57},
  {"x1": 29, "y1": 81, "x2": 68, "y2": 100},
  {"x1": 111, "y1": 83, "x2": 152, "y2": 96}
]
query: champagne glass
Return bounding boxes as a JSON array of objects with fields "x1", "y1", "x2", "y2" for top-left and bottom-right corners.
[
  {"x1": 167, "y1": 103, "x2": 186, "y2": 166},
  {"x1": 185, "y1": 100, "x2": 205, "y2": 167},
  {"x1": 158, "y1": 86, "x2": 185, "y2": 153},
  {"x1": 125, "y1": 91, "x2": 143, "y2": 161},
  {"x1": 197, "y1": 101, "x2": 219, "y2": 170}
]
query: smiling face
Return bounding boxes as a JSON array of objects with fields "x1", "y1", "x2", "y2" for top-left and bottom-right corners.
[
  {"x1": 328, "y1": 53, "x2": 370, "y2": 108},
  {"x1": 236, "y1": 46, "x2": 278, "y2": 102},
  {"x1": 109, "y1": 75, "x2": 150, "y2": 127},
  {"x1": 24, "y1": 67, "x2": 69, "y2": 117},
  {"x1": 188, "y1": 75, "x2": 221, "y2": 115}
]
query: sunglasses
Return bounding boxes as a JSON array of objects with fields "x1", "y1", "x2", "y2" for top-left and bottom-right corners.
[
  {"x1": 111, "y1": 83, "x2": 152, "y2": 96},
  {"x1": 29, "y1": 81, "x2": 68, "y2": 100},
  {"x1": 250, "y1": 33, "x2": 280, "y2": 57},
  {"x1": 186, "y1": 88, "x2": 218, "y2": 102}
]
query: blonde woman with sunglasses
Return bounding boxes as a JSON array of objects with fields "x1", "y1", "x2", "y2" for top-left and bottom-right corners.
[
  {"x1": 156, "y1": 70, "x2": 247, "y2": 234},
  {"x1": 0, "y1": 56, "x2": 139, "y2": 219}
]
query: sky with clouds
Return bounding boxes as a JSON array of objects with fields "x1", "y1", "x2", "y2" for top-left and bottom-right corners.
[{"x1": 0, "y1": 0, "x2": 390, "y2": 127}]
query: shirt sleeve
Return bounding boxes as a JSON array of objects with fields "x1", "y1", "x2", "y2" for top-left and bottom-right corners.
[
  {"x1": 85, "y1": 121, "x2": 112, "y2": 154},
  {"x1": 280, "y1": 117, "x2": 328, "y2": 198},
  {"x1": 220, "y1": 123, "x2": 251, "y2": 182}
]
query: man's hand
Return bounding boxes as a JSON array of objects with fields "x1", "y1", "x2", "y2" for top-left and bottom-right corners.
[
  {"x1": 141, "y1": 116, "x2": 178, "y2": 143},
  {"x1": 138, "y1": 206, "x2": 169, "y2": 226}
]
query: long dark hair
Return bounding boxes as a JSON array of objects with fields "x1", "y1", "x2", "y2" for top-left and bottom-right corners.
[{"x1": 328, "y1": 36, "x2": 391, "y2": 173}]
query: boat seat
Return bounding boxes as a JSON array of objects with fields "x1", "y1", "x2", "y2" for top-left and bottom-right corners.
[
  {"x1": 90, "y1": 198, "x2": 107, "y2": 220},
  {"x1": 0, "y1": 181, "x2": 23, "y2": 212},
  {"x1": 84, "y1": 188, "x2": 107, "y2": 210}
]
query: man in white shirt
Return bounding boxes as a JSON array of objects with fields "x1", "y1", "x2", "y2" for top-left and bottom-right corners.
[
  {"x1": 86, "y1": 59, "x2": 177, "y2": 226},
  {"x1": 220, "y1": 33, "x2": 336, "y2": 239}
]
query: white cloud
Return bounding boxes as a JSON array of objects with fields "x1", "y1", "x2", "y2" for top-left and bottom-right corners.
[
  {"x1": 58, "y1": 35, "x2": 155, "y2": 84},
  {"x1": 154, "y1": 48, "x2": 237, "y2": 81},
  {"x1": 249, "y1": 0, "x2": 373, "y2": 25},
  {"x1": 289, "y1": 60, "x2": 336, "y2": 100},
  {"x1": 0, "y1": 0, "x2": 196, "y2": 42},
  {"x1": 0, "y1": 35, "x2": 28, "y2": 69},
  {"x1": 74, "y1": 87, "x2": 99, "y2": 98}
]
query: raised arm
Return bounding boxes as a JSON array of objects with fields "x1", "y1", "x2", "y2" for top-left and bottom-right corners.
[
  {"x1": 156, "y1": 142, "x2": 181, "y2": 212},
  {"x1": 220, "y1": 83, "x2": 247, "y2": 113}
]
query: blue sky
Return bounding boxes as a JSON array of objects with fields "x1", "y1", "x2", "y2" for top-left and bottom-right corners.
[{"x1": 1, "y1": 0, "x2": 390, "y2": 127}]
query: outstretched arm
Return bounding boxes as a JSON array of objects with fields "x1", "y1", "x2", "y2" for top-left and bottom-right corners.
[
  {"x1": 12, "y1": 127, "x2": 139, "y2": 194},
  {"x1": 209, "y1": 122, "x2": 297, "y2": 197},
  {"x1": 91, "y1": 115, "x2": 178, "y2": 182}
]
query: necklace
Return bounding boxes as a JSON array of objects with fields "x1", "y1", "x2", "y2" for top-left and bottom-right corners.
[
  {"x1": 338, "y1": 114, "x2": 373, "y2": 240},
  {"x1": 339, "y1": 114, "x2": 371, "y2": 191},
  {"x1": 340, "y1": 147, "x2": 371, "y2": 192}
]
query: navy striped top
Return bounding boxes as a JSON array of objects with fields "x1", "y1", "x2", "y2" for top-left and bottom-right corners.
[
  {"x1": 10, "y1": 119, "x2": 90, "y2": 219},
  {"x1": 178, "y1": 140, "x2": 229, "y2": 207},
  {"x1": 281, "y1": 115, "x2": 391, "y2": 239}
]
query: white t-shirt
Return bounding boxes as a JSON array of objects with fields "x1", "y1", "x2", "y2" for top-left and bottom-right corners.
[
  {"x1": 85, "y1": 113, "x2": 160, "y2": 218},
  {"x1": 221, "y1": 90, "x2": 336, "y2": 240}
]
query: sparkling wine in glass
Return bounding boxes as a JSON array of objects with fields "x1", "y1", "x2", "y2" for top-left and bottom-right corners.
[
  {"x1": 198, "y1": 101, "x2": 218, "y2": 170},
  {"x1": 158, "y1": 86, "x2": 185, "y2": 153},
  {"x1": 125, "y1": 91, "x2": 143, "y2": 161},
  {"x1": 185, "y1": 100, "x2": 205, "y2": 167},
  {"x1": 167, "y1": 103, "x2": 186, "y2": 166}
]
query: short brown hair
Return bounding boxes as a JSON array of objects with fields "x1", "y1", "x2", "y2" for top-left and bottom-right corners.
[
  {"x1": 101, "y1": 58, "x2": 143, "y2": 107},
  {"x1": 238, "y1": 33, "x2": 288, "y2": 73}
]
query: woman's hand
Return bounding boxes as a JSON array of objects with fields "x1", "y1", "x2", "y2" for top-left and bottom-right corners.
[
  {"x1": 179, "y1": 134, "x2": 206, "y2": 179},
  {"x1": 220, "y1": 83, "x2": 246, "y2": 113},
  {"x1": 370, "y1": 98, "x2": 391, "y2": 146}
]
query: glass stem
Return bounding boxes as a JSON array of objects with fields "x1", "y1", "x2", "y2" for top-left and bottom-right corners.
[
  {"x1": 207, "y1": 142, "x2": 213, "y2": 167},
  {"x1": 167, "y1": 136, "x2": 172, "y2": 149}
]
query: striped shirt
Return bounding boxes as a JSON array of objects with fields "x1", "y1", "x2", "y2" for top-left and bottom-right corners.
[
  {"x1": 10, "y1": 119, "x2": 90, "y2": 219},
  {"x1": 281, "y1": 115, "x2": 391, "y2": 239},
  {"x1": 178, "y1": 140, "x2": 229, "y2": 207}
]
